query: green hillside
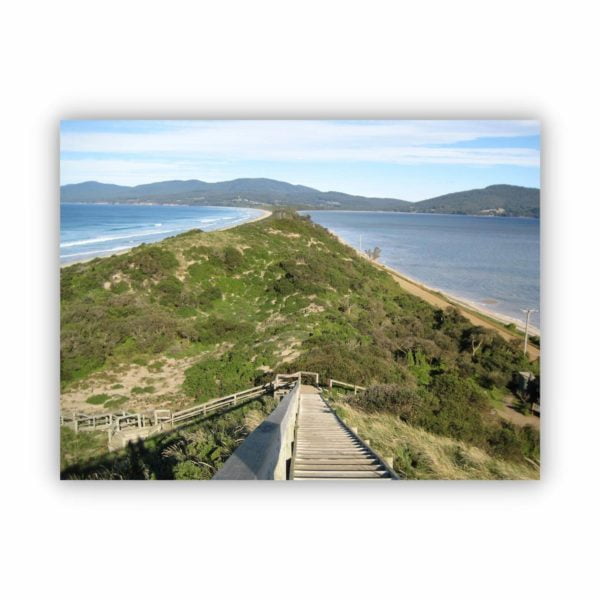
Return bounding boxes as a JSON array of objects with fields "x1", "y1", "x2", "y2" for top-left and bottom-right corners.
[
  {"x1": 415, "y1": 184, "x2": 540, "y2": 217},
  {"x1": 60, "y1": 211, "x2": 539, "y2": 478},
  {"x1": 60, "y1": 178, "x2": 410, "y2": 211}
]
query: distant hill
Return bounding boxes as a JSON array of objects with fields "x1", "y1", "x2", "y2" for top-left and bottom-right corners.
[
  {"x1": 60, "y1": 178, "x2": 540, "y2": 217},
  {"x1": 414, "y1": 184, "x2": 540, "y2": 218},
  {"x1": 60, "y1": 178, "x2": 411, "y2": 211}
]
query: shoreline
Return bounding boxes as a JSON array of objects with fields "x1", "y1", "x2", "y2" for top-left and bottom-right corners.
[
  {"x1": 326, "y1": 229, "x2": 540, "y2": 360},
  {"x1": 382, "y1": 266, "x2": 540, "y2": 337},
  {"x1": 60, "y1": 208, "x2": 272, "y2": 268}
]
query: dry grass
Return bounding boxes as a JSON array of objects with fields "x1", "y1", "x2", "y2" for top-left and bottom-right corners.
[{"x1": 333, "y1": 401, "x2": 539, "y2": 480}]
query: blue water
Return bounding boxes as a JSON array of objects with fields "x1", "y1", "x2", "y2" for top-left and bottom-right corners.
[
  {"x1": 60, "y1": 204, "x2": 263, "y2": 264},
  {"x1": 304, "y1": 211, "x2": 540, "y2": 329}
]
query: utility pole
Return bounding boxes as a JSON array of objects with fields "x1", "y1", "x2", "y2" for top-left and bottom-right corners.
[{"x1": 521, "y1": 308, "x2": 538, "y2": 355}]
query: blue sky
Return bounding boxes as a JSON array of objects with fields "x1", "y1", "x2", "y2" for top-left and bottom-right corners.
[{"x1": 60, "y1": 120, "x2": 540, "y2": 201}]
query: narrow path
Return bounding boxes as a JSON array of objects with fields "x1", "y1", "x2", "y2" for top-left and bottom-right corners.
[
  {"x1": 497, "y1": 396, "x2": 540, "y2": 429},
  {"x1": 291, "y1": 387, "x2": 395, "y2": 480}
]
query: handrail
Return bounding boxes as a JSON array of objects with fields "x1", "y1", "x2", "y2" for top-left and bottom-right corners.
[
  {"x1": 61, "y1": 372, "x2": 369, "y2": 452},
  {"x1": 213, "y1": 382, "x2": 301, "y2": 480},
  {"x1": 275, "y1": 371, "x2": 319, "y2": 387},
  {"x1": 328, "y1": 379, "x2": 366, "y2": 393},
  {"x1": 60, "y1": 373, "x2": 368, "y2": 434}
]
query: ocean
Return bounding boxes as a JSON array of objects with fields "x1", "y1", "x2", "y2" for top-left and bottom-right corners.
[
  {"x1": 60, "y1": 204, "x2": 263, "y2": 264},
  {"x1": 303, "y1": 211, "x2": 540, "y2": 330}
]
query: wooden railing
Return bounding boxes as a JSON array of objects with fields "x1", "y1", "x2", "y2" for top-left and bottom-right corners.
[
  {"x1": 274, "y1": 371, "x2": 319, "y2": 387},
  {"x1": 60, "y1": 411, "x2": 137, "y2": 433},
  {"x1": 170, "y1": 383, "x2": 272, "y2": 425},
  {"x1": 213, "y1": 382, "x2": 302, "y2": 480},
  {"x1": 328, "y1": 379, "x2": 366, "y2": 394},
  {"x1": 61, "y1": 371, "x2": 367, "y2": 453}
]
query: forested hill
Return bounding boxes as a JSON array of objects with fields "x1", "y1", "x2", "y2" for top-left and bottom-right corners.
[
  {"x1": 60, "y1": 178, "x2": 411, "y2": 211},
  {"x1": 415, "y1": 184, "x2": 540, "y2": 217},
  {"x1": 60, "y1": 178, "x2": 539, "y2": 216},
  {"x1": 60, "y1": 211, "x2": 539, "y2": 478}
]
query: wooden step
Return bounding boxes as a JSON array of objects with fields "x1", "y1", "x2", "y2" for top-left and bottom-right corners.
[
  {"x1": 291, "y1": 392, "x2": 395, "y2": 481},
  {"x1": 293, "y1": 470, "x2": 390, "y2": 479},
  {"x1": 294, "y1": 464, "x2": 385, "y2": 472}
]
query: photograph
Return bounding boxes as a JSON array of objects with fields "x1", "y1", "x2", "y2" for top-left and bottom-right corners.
[{"x1": 59, "y1": 119, "x2": 540, "y2": 480}]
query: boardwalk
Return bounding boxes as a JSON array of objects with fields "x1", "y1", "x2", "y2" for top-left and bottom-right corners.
[{"x1": 291, "y1": 386, "x2": 396, "y2": 480}]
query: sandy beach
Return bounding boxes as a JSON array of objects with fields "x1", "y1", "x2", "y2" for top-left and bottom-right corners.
[{"x1": 328, "y1": 230, "x2": 540, "y2": 361}]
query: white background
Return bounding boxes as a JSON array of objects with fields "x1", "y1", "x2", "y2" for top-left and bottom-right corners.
[{"x1": 2, "y1": 1, "x2": 599, "y2": 598}]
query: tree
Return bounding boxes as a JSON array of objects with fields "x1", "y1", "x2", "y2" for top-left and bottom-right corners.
[{"x1": 463, "y1": 326, "x2": 491, "y2": 357}]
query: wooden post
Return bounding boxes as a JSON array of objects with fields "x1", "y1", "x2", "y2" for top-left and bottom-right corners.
[
  {"x1": 137, "y1": 414, "x2": 142, "y2": 428},
  {"x1": 385, "y1": 456, "x2": 394, "y2": 470},
  {"x1": 351, "y1": 426, "x2": 358, "y2": 435},
  {"x1": 365, "y1": 439, "x2": 370, "y2": 446},
  {"x1": 329, "y1": 379, "x2": 332, "y2": 389}
]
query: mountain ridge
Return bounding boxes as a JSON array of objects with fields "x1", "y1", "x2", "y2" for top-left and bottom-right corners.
[{"x1": 60, "y1": 178, "x2": 539, "y2": 217}]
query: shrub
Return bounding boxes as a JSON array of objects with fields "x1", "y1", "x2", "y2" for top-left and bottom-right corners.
[
  {"x1": 155, "y1": 275, "x2": 183, "y2": 305},
  {"x1": 86, "y1": 393, "x2": 109, "y2": 405},
  {"x1": 183, "y1": 351, "x2": 257, "y2": 401},
  {"x1": 355, "y1": 384, "x2": 422, "y2": 421},
  {"x1": 194, "y1": 318, "x2": 254, "y2": 344},
  {"x1": 223, "y1": 247, "x2": 243, "y2": 270},
  {"x1": 125, "y1": 246, "x2": 178, "y2": 279},
  {"x1": 131, "y1": 386, "x2": 156, "y2": 394}
]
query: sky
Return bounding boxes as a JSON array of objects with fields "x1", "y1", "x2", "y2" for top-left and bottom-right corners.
[{"x1": 60, "y1": 120, "x2": 540, "y2": 201}]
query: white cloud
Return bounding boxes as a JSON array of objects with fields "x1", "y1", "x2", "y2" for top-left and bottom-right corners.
[
  {"x1": 60, "y1": 158, "x2": 230, "y2": 186},
  {"x1": 61, "y1": 119, "x2": 540, "y2": 168}
]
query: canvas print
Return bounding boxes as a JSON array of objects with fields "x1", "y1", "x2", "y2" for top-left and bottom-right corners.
[{"x1": 60, "y1": 120, "x2": 540, "y2": 480}]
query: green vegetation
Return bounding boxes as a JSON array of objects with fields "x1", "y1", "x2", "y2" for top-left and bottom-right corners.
[
  {"x1": 61, "y1": 210, "x2": 539, "y2": 477},
  {"x1": 86, "y1": 393, "x2": 109, "y2": 405},
  {"x1": 60, "y1": 427, "x2": 108, "y2": 472},
  {"x1": 414, "y1": 184, "x2": 540, "y2": 218},
  {"x1": 344, "y1": 379, "x2": 539, "y2": 463},
  {"x1": 60, "y1": 396, "x2": 276, "y2": 479},
  {"x1": 131, "y1": 386, "x2": 156, "y2": 394},
  {"x1": 331, "y1": 402, "x2": 538, "y2": 480}
]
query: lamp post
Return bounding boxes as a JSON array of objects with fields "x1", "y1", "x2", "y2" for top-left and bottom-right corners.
[{"x1": 521, "y1": 308, "x2": 538, "y2": 355}]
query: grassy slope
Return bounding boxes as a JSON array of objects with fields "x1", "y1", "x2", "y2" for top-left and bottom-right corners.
[
  {"x1": 61, "y1": 211, "x2": 539, "y2": 478},
  {"x1": 332, "y1": 401, "x2": 538, "y2": 480}
]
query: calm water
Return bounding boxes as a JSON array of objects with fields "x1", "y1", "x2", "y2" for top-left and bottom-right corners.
[
  {"x1": 60, "y1": 204, "x2": 262, "y2": 264},
  {"x1": 304, "y1": 211, "x2": 540, "y2": 329}
]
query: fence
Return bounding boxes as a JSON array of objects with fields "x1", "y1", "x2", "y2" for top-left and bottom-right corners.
[
  {"x1": 328, "y1": 379, "x2": 366, "y2": 394},
  {"x1": 61, "y1": 372, "x2": 319, "y2": 451}
]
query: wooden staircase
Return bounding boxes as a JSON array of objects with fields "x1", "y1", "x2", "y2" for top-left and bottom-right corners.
[{"x1": 291, "y1": 388, "x2": 397, "y2": 480}]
